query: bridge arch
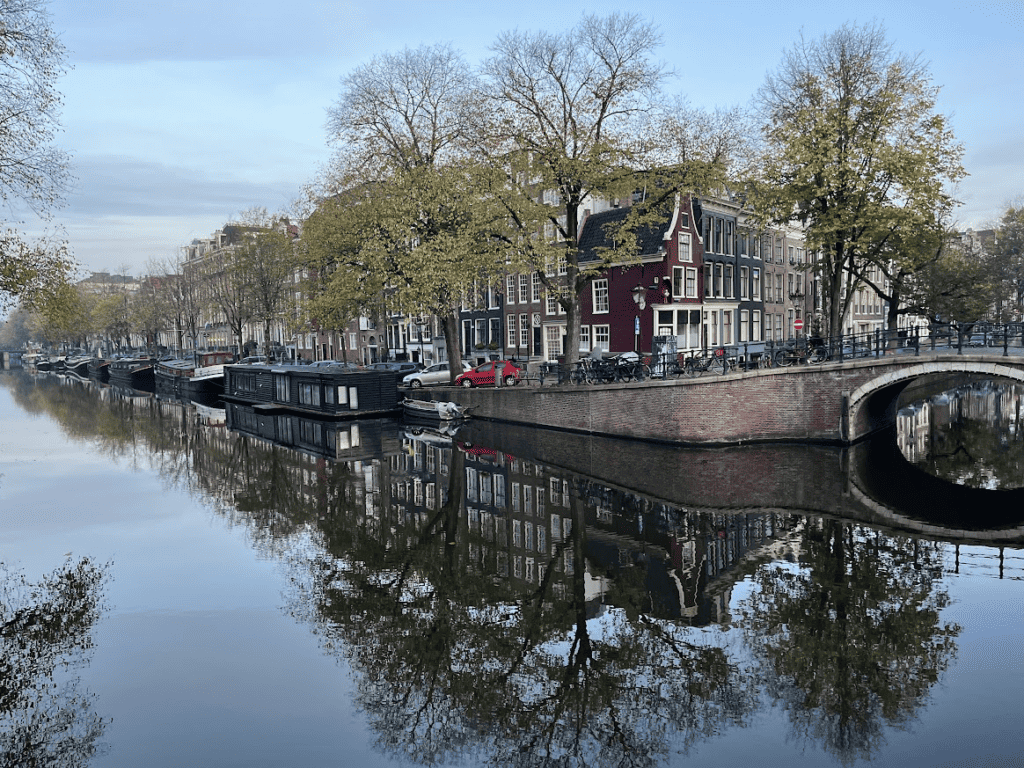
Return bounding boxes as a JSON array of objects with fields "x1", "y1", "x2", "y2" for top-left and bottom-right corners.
[{"x1": 845, "y1": 359, "x2": 1024, "y2": 441}]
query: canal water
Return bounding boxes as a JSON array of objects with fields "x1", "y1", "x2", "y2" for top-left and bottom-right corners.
[{"x1": 1, "y1": 369, "x2": 1022, "y2": 767}]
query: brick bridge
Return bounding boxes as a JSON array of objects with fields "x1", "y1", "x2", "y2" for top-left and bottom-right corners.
[{"x1": 429, "y1": 351, "x2": 1024, "y2": 445}]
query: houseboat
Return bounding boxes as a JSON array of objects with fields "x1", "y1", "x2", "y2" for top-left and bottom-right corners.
[
  {"x1": 155, "y1": 351, "x2": 233, "y2": 400},
  {"x1": 63, "y1": 355, "x2": 92, "y2": 379},
  {"x1": 223, "y1": 363, "x2": 401, "y2": 419},
  {"x1": 108, "y1": 357, "x2": 157, "y2": 391},
  {"x1": 87, "y1": 357, "x2": 110, "y2": 383}
]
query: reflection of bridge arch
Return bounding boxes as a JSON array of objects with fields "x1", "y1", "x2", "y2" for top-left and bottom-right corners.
[{"x1": 846, "y1": 359, "x2": 1024, "y2": 442}]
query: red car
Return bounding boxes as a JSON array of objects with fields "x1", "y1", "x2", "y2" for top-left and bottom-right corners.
[{"x1": 455, "y1": 360, "x2": 522, "y2": 388}]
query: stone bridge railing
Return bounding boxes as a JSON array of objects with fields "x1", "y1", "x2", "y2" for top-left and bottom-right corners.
[{"x1": 424, "y1": 350, "x2": 1024, "y2": 445}]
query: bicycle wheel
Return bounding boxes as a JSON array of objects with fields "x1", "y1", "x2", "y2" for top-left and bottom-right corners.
[
  {"x1": 684, "y1": 358, "x2": 700, "y2": 378},
  {"x1": 809, "y1": 347, "x2": 828, "y2": 364},
  {"x1": 711, "y1": 356, "x2": 728, "y2": 375},
  {"x1": 774, "y1": 350, "x2": 793, "y2": 367}
]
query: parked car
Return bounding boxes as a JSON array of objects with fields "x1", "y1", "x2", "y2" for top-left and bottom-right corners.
[
  {"x1": 368, "y1": 361, "x2": 422, "y2": 376},
  {"x1": 308, "y1": 360, "x2": 361, "y2": 370},
  {"x1": 455, "y1": 360, "x2": 522, "y2": 388},
  {"x1": 402, "y1": 361, "x2": 471, "y2": 388}
]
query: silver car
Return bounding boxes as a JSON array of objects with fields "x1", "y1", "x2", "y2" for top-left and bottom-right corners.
[{"x1": 402, "y1": 361, "x2": 470, "y2": 388}]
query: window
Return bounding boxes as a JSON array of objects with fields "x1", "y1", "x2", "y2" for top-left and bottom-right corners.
[
  {"x1": 673, "y1": 266, "x2": 684, "y2": 298},
  {"x1": 765, "y1": 312, "x2": 772, "y2": 340},
  {"x1": 519, "y1": 275, "x2": 529, "y2": 304},
  {"x1": 724, "y1": 265, "x2": 734, "y2": 299},
  {"x1": 752, "y1": 310, "x2": 762, "y2": 342},
  {"x1": 740, "y1": 266, "x2": 749, "y2": 299},
  {"x1": 507, "y1": 275, "x2": 516, "y2": 303},
  {"x1": 592, "y1": 279, "x2": 609, "y2": 313},
  {"x1": 704, "y1": 264, "x2": 712, "y2": 297},
  {"x1": 275, "y1": 375, "x2": 289, "y2": 402},
  {"x1": 519, "y1": 314, "x2": 529, "y2": 347},
  {"x1": 714, "y1": 263, "x2": 723, "y2": 297},
  {"x1": 723, "y1": 310, "x2": 733, "y2": 345},
  {"x1": 739, "y1": 310, "x2": 748, "y2": 342},
  {"x1": 678, "y1": 232, "x2": 692, "y2": 262},
  {"x1": 507, "y1": 314, "x2": 516, "y2": 348},
  {"x1": 544, "y1": 325, "x2": 563, "y2": 359},
  {"x1": 579, "y1": 325, "x2": 590, "y2": 351},
  {"x1": 532, "y1": 273, "x2": 541, "y2": 302},
  {"x1": 752, "y1": 268, "x2": 761, "y2": 300},
  {"x1": 593, "y1": 325, "x2": 609, "y2": 350},
  {"x1": 776, "y1": 273, "x2": 783, "y2": 303},
  {"x1": 686, "y1": 268, "x2": 697, "y2": 298},
  {"x1": 490, "y1": 317, "x2": 502, "y2": 347},
  {"x1": 546, "y1": 293, "x2": 559, "y2": 315},
  {"x1": 298, "y1": 382, "x2": 320, "y2": 407}
]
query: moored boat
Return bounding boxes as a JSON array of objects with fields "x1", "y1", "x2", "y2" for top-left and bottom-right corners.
[
  {"x1": 224, "y1": 363, "x2": 400, "y2": 419},
  {"x1": 155, "y1": 351, "x2": 233, "y2": 400},
  {"x1": 108, "y1": 357, "x2": 157, "y2": 391},
  {"x1": 63, "y1": 355, "x2": 92, "y2": 379},
  {"x1": 402, "y1": 398, "x2": 468, "y2": 424},
  {"x1": 87, "y1": 357, "x2": 110, "y2": 382}
]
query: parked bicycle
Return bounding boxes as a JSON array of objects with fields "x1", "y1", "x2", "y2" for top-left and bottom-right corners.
[{"x1": 684, "y1": 347, "x2": 729, "y2": 377}]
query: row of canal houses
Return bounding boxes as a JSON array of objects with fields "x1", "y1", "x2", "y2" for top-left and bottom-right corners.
[{"x1": 458, "y1": 192, "x2": 888, "y2": 368}]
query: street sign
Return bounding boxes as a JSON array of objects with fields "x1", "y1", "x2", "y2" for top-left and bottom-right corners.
[{"x1": 794, "y1": 318, "x2": 804, "y2": 332}]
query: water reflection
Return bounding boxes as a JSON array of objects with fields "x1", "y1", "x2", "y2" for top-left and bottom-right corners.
[
  {"x1": 5, "y1": 371, "x2": 1014, "y2": 766},
  {"x1": 899, "y1": 379, "x2": 1024, "y2": 489},
  {"x1": 0, "y1": 557, "x2": 111, "y2": 767}
]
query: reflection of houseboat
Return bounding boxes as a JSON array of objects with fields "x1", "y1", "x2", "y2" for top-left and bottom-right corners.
[
  {"x1": 155, "y1": 352, "x2": 233, "y2": 400},
  {"x1": 226, "y1": 402, "x2": 401, "y2": 461},
  {"x1": 108, "y1": 357, "x2": 157, "y2": 391},
  {"x1": 224, "y1": 364, "x2": 400, "y2": 419}
]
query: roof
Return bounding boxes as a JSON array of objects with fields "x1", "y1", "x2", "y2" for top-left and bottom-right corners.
[{"x1": 577, "y1": 206, "x2": 672, "y2": 265}]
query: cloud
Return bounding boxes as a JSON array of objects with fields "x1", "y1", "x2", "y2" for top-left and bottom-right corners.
[{"x1": 64, "y1": 155, "x2": 301, "y2": 219}]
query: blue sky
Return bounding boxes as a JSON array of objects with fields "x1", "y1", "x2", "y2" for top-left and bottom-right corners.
[{"x1": 41, "y1": 0, "x2": 1024, "y2": 277}]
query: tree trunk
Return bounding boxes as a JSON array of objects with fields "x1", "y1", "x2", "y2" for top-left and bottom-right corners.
[{"x1": 442, "y1": 310, "x2": 462, "y2": 384}]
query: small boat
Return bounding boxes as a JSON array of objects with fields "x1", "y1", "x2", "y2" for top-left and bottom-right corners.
[{"x1": 402, "y1": 398, "x2": 468, "y2": 424}]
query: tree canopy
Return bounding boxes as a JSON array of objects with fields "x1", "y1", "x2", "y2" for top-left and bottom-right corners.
[
  {"x1": 752, "y1": 22, "x2": 966, "y2": 337},
  {"x1": 0, "y1": 0, "x2": 75, "y2": 310}
]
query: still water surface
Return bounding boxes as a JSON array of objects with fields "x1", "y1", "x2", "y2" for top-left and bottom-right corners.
[{"x1": 1, "y1": 370, "x2": 1022, "y2": 767}]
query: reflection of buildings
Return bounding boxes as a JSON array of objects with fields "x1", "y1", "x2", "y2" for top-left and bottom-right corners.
[{"x1": 899, "y1": 382, "x2": 1024, "y2": 466}]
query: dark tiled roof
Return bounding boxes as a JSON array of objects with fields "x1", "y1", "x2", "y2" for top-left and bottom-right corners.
[{"x1": 577, "y1": 206, "x2": 671, "y2": 264}]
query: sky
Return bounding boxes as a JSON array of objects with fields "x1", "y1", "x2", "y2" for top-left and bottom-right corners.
[{"x1": 31, "y1": 0, "x2": 1024, "y2": 278}]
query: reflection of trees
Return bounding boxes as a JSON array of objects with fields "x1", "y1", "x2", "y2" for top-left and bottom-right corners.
[
  {"x1": 740, "y1": 521, "x2": 959, "y2": 765},
  {"x1": 295, "y1": 456, "x2": 753, "y2": 767},
  {"x1": 0, "y1": 557, "x2": 110, "y2": 767}
]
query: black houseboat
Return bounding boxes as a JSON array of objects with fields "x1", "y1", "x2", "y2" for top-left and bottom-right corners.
[
  {"x1": 155, "y1": 351, "x2": 233, "y2": 400},
  {"x1": 87, "y1": 357, "x2": 110, "y2": 383},
  {"x1": 108, "y1": 357, "x2": 157, "y2": 391},
  {"x1": 224, "y1": 363, "x2": 400, "y2": 419}
]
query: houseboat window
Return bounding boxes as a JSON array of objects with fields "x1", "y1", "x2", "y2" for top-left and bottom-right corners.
[
  {"x1": 348, "y1": 387, "x2": 359, "y2": 410},
  {"x1": 275, "y1": 375, "x2": 289, "y2": 402},
  {"x1": 324, "y1": 384, "x2": 335, "y2": 405},
  {"x1": 299, "y1": 382, "x2": 320, "y2": 407}
]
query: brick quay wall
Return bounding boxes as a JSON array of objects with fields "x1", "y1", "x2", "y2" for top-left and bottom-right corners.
[{"x1": 417, "y1": 355, "x2": 1024, "y2": 445}]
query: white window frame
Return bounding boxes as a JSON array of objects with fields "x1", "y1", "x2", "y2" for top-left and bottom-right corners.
[
  {"x1": 507, "y1": 314, "x2": 516, "y2": 349},
  {"x1": 593, "y1": 324, "x2": 610, "y2": 350},
  {"x1": 752, "y1": 268, "x2": 761, "y2": 300},
  {"x1": 678, "y1": 231, "x2": 692, "y2": 263},
  {"x1": 592, "y1": 279, "x2": 609, "y2": 314},
  {"x1": 686, "y1": 267, "x2": 697, "y2": 298}
]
